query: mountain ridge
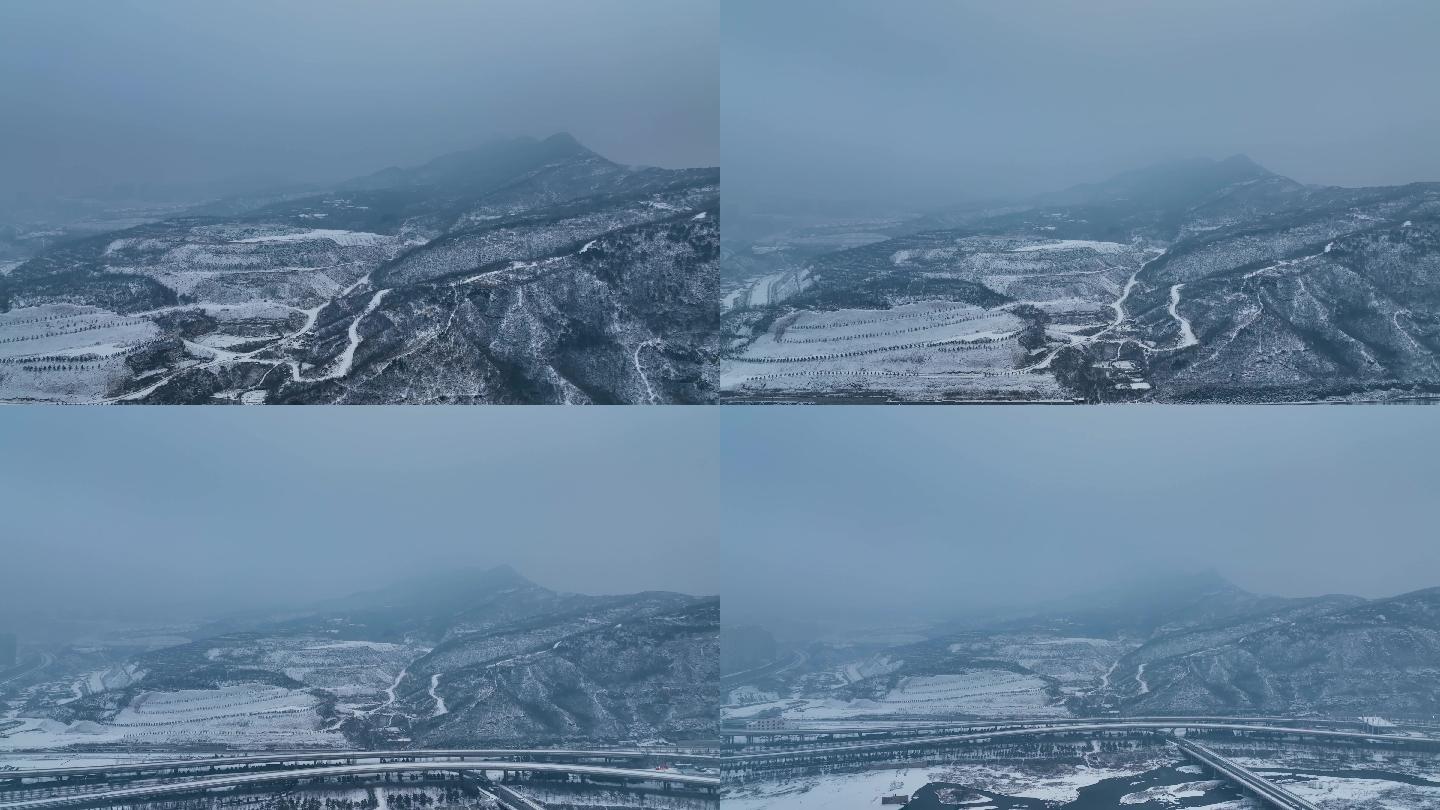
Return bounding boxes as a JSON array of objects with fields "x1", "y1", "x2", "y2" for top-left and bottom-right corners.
[{"x1": 0, "y1": 132, "x2": 719, "y2": 404}]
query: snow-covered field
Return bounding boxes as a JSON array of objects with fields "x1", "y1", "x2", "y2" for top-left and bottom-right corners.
[
  {"x1": 1271, "y1": 772, "x2": 1440, "y2": 808},
  {"x1": 1218, "y1": 752, "x2": 1440, "y2": 809},
  {"x1": 1118, "y1": 779, "x2": 1224, "y2": 805},
  {"x1": 0, "y1": 684, "x2": 344, "y2": 750},
  {"x1": 0, "y1": 751, "x2": 221, "y2": 770},
  {"x1": 0, "y1": 223, "x2": 423, "y2": 402},
  {"x1": 0, "y1": 304, "x2": 160, "y2": 402},
  {"x1": 522, "y1": 783, "x2": 714, "y2": 810},
  {"x1": 106, "y1": 225, "x2": 403, "y2": 304},
  {"x1": 724, "y1": 670, "x2": 1067, "y2": 721},
  {"x1": 721, "y1": 236, "x2": 1158, "y2": 401},
  {"x1": 211, "y1": 636, "x2": 426, "y2": 707},
  {"x1": 728, "y1": 763, "x2": 1156, "y2": 810},
  {"x1": 935, "y1": 763, "x2": 1145, "y2": 804},
  {"x1": 949, "y1": 636, "x2": 1136, "y2": 693},
  {"x1": 723, "y1": 301, "x2": 1069, "y2": 400},
  {"x1": 231, "y1": 228, "x2": 391, "y2": 246},
  {"x1": 725, "y1": 767, "x2": 938, "y2": 810}
]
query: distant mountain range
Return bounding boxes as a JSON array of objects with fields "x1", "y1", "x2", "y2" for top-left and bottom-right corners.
[
  {"x1": 34, "y1": 566, "x2": 718, "y2": 748},
  {"x1": 1082, "y1": 575, "x2": 1440, "y2": 718},
  {"x1": 722, "y1": 156, "x2": 1440, "y2": 402},
  {"x1": 727, "y1": 572, "x2": 1440, "y2": 722},
  {"x1": 945, "y1": 572, "x2": 1440, "y2": 718},
  {"x1": 0, "y1": 134, "x2": 718, "y2": 404}
]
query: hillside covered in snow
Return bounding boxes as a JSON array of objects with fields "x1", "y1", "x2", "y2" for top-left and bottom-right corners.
[
  {"x1": 0, "y1": 566, "x2": 719, "y2": 750},
  {"x1": 723, "y1": 572, "x2": 1440, "y2": 723},
  {"x1": 723, "y1": 157, "x2": 1440, "y2": 403},
  {"x1": 0, "y1": 134, "x2": 718, "y2": 404}
]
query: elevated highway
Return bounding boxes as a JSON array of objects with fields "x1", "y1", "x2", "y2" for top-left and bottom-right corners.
[
  {"x1": 0, "y1": 761, "x2": 720, "y2": 810},
  {"x1": 1, "y1": 748, "x2": 717, "y2": 785},
  {"x1": 1171, "y1": 737, "x2": 1320, "y2": 810},
  {"x1": 721, "y1": 715, "x2": 1394, "y2": 745},
  {"x1": 724, "y1": 720, "x2": 1440, "y2": 774}
]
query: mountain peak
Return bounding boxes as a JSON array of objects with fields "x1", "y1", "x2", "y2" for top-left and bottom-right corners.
[
  {"x1": 542, "y1": 131, "x2": 584, "y2": 151},
  {"x1": 417, "y1": 564, "x2": 536, "y2": 594},
  {"x1": 1218, "y1": 153, "x2": 1266, "y2": 172},
  {"x1": 314, "y1": 564, "x2": 546, "y2": 615},
  {"x1": 1039, "y1": 153, "x2": 1286, "y2": 212},
  {"x1": 338, "y1": 133, "x2": 604, "y2": 193}
]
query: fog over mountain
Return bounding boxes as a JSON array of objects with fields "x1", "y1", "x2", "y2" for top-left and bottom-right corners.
[
  {"x1": 1, "y1": 408, "x2": 718, "y2": 630},
  {"x1": 721, "y1": 407, "x2": 1440, "y2": 632},
  {"x1": 0, "y1": 0, "x2": 717, "y2": 212},
  {"x1": 724, "y1": 0, "x2": 1440, "y2": 218},
  {"x1": 0, "y1": 1, "x2": 719, "y2": 405}
]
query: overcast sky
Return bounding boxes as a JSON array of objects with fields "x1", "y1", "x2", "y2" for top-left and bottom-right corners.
[
  {"x1": 1, "y1": 409, "x2": 716, "y2": 625},
  {"x1": 725, "y1": 0, "x2": 1440, "y2": 213},
  {"x1": 722, "y1": 408, "x2": 1440, "y2": 631},
  {"x1": 0, "y1": 0, "x2": 717, "y2": 201}
]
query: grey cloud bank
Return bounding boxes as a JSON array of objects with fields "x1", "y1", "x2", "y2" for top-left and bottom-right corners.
[
  {"x1": 0, "y1": 0, "x2": 717, "y2": 203},
  {"x1": 1, "y1": 408, "x2": 717, "y2": 624},
  {"x1": 721, "y1": 408, "x2": 1440, "y2": 630},
  {"x1": 724, "y1": 0, "x2": 1440, "y2": 214}
]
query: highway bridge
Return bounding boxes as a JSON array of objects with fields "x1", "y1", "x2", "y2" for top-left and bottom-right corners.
[
  {"x1": 0, "y1": 761, "x2": 720, "y2": 810},
  {"x1": 721, "y1": 715, "x2": 1394, "y2": 745},
  {"x1": 723, "y1": 720, "x2": 1440, "y2": 775},
  {"x1": 1171, "y1": 737, "x2": 1320, "y2": 810},
  {"x1": 0, "y1": 748, "x2": 718, "y2": 786}
]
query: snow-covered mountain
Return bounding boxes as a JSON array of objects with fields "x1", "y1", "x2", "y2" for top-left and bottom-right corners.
[
  {"x1": 0, "y1": 134, "x2": 718, "y2": 404},
  {"x1": 6, "y1": 567, "x2": 718, "y2": 750},
  {"x1": 1101, "y1": 584, "x2": 1440, "y2": 717},
  {"x1": 723, "y1": 573, "x2": 1440, "y2": 723},
  {"x1": 722, "y1": 158, "x2": 1440, "y2": 402}
]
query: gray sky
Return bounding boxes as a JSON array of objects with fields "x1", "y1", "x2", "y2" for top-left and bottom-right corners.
[
  {"x1": 0, "y1": 408, "x2": 716, "y2": 623},
  {"x1": 725, "y1": 0, "x2": 1440, "y2": 213},
  {"x1": 0, "y1": 0, "x2": 717, "y2": 201},
  {"x1": 722, "y1": 408, "x2": 1440, "y2": 630}
]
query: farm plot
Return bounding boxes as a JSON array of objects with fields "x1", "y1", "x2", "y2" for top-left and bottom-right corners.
[
  {"x1": 0, "y1": 304, "x2": 160, "y2": 402},
  {"x1": 247, "y1": 637, "x2": 425, "y2": 708},
  {"x1": 948, "y1": 636, "x2": 1135, "y2": 694},
  {"x1": 0, "y1": 684, "x2": 343, "y2": 750},
  {"x1": 104, "y1": 225, "x2": 405, "y2": 307},
  {"x1": 722, "y1": 302, "x2": 1069, "y2": 400},
  {"x1": 723, "y1": 670, "x2": 1069, "y2": 721}
]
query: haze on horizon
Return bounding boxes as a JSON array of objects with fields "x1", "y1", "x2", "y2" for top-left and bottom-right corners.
[
  {"x1": 722, "y1": 408, "x2": 1440, "y2": 634},
  {"x1": 0, "y1": 409, "x2": 718, "y2": 631},
  {"x1": 724, "y1": 0, "x2": 1440, "y2": 218},
  {"x1": 0, "y1": 0, "x2": 717, "y2": 210}
]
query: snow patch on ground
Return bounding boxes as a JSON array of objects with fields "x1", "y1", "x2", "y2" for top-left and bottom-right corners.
[
  {"x1": 724, "y1": 670, "x2": 1067, "y2": 721},
  {"x1": 1277, "y1": 772, "x2": 1440, "y2": 807},
  {"x1": 0, "y1": 684, "x2": 342, "y2": 750},
  {"x1": 725, "y1": 768, "x2": 935, "y2": 810},
  {"x1": 232, "y1": 229, "x2": 389, "y2": 246},
  {"x1": 1011, "y1": 239, "x2": 1128, "y2": 254},
  {"x1": 1120, "y1": 780, "x2": 1223, "y2": 805}
]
